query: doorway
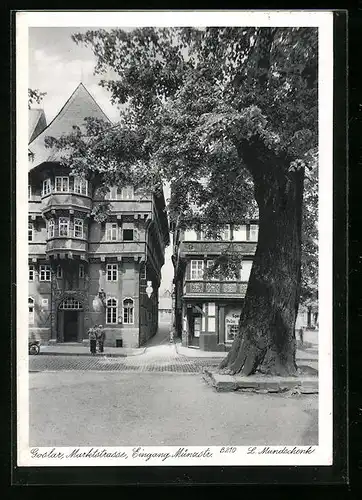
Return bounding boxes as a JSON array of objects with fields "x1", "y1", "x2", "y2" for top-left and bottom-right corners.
[
  {"x1": 64, "y1": 310, "x2": 78, "y2": 342},
  {"x1": 187, "y1": 304, "x2": 203, "y2": 347}
]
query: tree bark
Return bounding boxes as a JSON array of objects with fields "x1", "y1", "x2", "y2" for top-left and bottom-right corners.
[{"x1": 220, "y1": 154, "x2": 304, "y2": 376}]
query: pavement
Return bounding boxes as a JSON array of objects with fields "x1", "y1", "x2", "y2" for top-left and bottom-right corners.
[
  {"x1": 35, "y1": 325, "x2": 318, "y2": 370},
  {"x1": 29, "y1": 371, "x2": 318, "y2": 447},
  {"x1": 28, "y1": 325, "x2": 319, "y2": 447}
]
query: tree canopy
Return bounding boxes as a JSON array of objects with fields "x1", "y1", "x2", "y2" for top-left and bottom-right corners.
[{"x1": 43, "y1": 27, "x2": 319, "y2": 374}]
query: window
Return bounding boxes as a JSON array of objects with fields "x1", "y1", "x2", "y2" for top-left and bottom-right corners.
[
  {"x1": 42, "y1": 178, "x2": 51, "y2": 196},
  {"x1": 48, "y1": 219, "x2": 55, "y2": 238},
  {"x1": 232, "y1": 225, "x2": 247, "y2": 241},
  {"x1": 28, "y1": 185, "x2": 32, "y2": 199},
  {"x1": 28, "y1": 297, "x2": 35, "y2": 324},
  {"x1": 123, "y1": 298, "x2": 134, "y2": 324},
  {"x1": 122, "y1": 229, "x2": 134, "y2": 241},
  {"x1": 74, "y1": 177, "x2": 88, "y2": 195},
  {"x1": 74, "y1": 218, "x2": 83, "y2": 238},
  {"x1": 206, "y1": 260, "x2": 217, "y2": 280},
  {"x1": 29, "y1": 265, "x2": 35, "y2": 281},
  {"x1": 121, "y1": 186, "x2": 134, "y2": 199},
  {"x1": 107, "y1": 186, "x2": 118, "y2": 199},
  {"x1": 59, "y1": 218, "x2": 69, "y2": 237},
  {"x1": 106, "y1": 298, "x2": 118, "y2": 324},
  {"x1": 208, "y1": 302, "x2": 216, "y2": 333},
  {"x1": 106, "y1": 223, "x2": 118, "y2": 241},
  {"x1": 56, "y1": 266, "x2": 63, "y2": 278},
  {"x1": 226, "y1": 324, "x2": 239, "y2": 343},
  {"x1": 79, "y1": 265, "x2": 84, "y2": 278},
  {"x1": 59, "y1": 298, "x2": 83, "y2": 310},
  {"x1": 39, "y1": 265, "x2": 51, "y2": 282},
  {"x1": 41, "y1": 298, "x2": 49, "y2": 310},
  {"x1": 28, "y1": 223, "x2": 34, "y2": 242},
  {"x1": 240, "y1": 261, "x2": 253, "y2": 281},
  {"x1": 184, "y1": 229, "x2": 198, "y2": 241},
  {"x1": 55, "y1": 176, "x2": 69, "y2": 192},
  {"x1": 190, "y1": 260, "x2": 204, "y2": 280},
  {"x1": 221, "y1": 225, "x2": 231, "y2": 240},
  {"x1": 140, "y1": 266, "x2": 146, "y2": 280},
  {"x1": 250, "y1": 224, "x2": 259, "y2": 242},
  {"x1": 106, "y1": 264, "x2": 118, "y2": 282}
]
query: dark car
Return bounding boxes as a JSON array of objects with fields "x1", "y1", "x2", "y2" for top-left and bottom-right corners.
[{"x1": 29, "y1": 340, "x2": 40, "y2": 355}]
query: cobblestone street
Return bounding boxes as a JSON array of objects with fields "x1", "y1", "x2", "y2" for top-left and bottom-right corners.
[{"x1": 29, "y1": 353, "x2": 221, "y2": 373}]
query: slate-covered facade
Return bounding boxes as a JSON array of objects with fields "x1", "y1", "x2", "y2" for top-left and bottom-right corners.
[{"x1": 28, "y1": 84, "x2": 169, "y2": 348}]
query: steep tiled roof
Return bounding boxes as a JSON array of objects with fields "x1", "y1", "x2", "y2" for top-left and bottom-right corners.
[
  {"x1": 28, "y1": 109, "x2": 47, "y2": 142},
  {"x1": 28, "y1": 83, "x2": 111, "y2": 170}
]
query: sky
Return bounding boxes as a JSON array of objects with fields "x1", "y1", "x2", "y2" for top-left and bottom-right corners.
[{"x1": 29, "y1": 27, "x2": 174, "y2": 292}]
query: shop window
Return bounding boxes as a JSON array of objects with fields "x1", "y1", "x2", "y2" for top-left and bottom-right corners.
[
  {"x1": 123, "y1": 298, "x2": 134, "y2": 324},
  {"x1": 106, "y1": 297, "x2": 118, "y2": 324},
  {"x1": 226, "y1": 324, "x2": 239, "y2": 343}
]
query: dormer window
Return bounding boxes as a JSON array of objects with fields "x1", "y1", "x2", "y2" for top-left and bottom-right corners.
[
  {"x1": 42, "y1": 179, "x2": 51, "y2": 196},
  {"x1": 55, "y1": 176, "x2": 69, "y2": 192}
]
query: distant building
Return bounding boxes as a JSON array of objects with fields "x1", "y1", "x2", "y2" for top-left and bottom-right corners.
[
  {"x1": 158, "y1": 289, "x2": 172, "y2": 324},
  {"x1": 172, "y1": 224, "x2": 258, "y2": 351},
  {"x1": 28, "y1": 83, "x2": 169, "y2": 348}
]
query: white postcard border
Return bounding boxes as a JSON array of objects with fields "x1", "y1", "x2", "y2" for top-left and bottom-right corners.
[{"x1": 16, "y1": 10, "x2": 334, "y2": 468}]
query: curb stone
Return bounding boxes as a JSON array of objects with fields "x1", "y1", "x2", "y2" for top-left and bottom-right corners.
[{"x1": 203, "y1": 369, "x2": 318, "y2": 394}]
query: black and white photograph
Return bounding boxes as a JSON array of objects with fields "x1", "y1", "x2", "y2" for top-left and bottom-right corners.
[{"x1": 16, "y1": 10, "x2": 334, "y2": 468}]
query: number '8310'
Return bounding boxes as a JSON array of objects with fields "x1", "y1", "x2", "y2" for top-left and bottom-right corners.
[{"x1": 220, "y1": 447, "x2": 236, "y2": 453}]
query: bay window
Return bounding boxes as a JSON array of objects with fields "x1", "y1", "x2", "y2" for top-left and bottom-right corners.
[
  {"x1": 55, "y1": 176, "x2": 69, "y2": 192},
  {"x1": 42, "y1": 178, "x2": 51, "y2": 196},
  {"x1": 59, "y1": 217, "x2": 69, "y2": 237},
  {"x1": 74, "y1": 218, "x2": 83, "y2": 238},
  {"x1": 74, "y1": 177, "x2": 88, "y2": 195}
]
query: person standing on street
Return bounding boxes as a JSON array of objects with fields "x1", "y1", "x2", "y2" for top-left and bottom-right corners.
[
  {"x1": 97, "y1": 325, "x2": 105, "y2": 353},
  {"x1": 88, "y1": 326, "x2": 97, "y2": 355}
]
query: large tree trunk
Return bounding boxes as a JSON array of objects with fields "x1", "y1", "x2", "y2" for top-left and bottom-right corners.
[{"x1": 220, "y1": 160, "x2": 304, "y2": 376}]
